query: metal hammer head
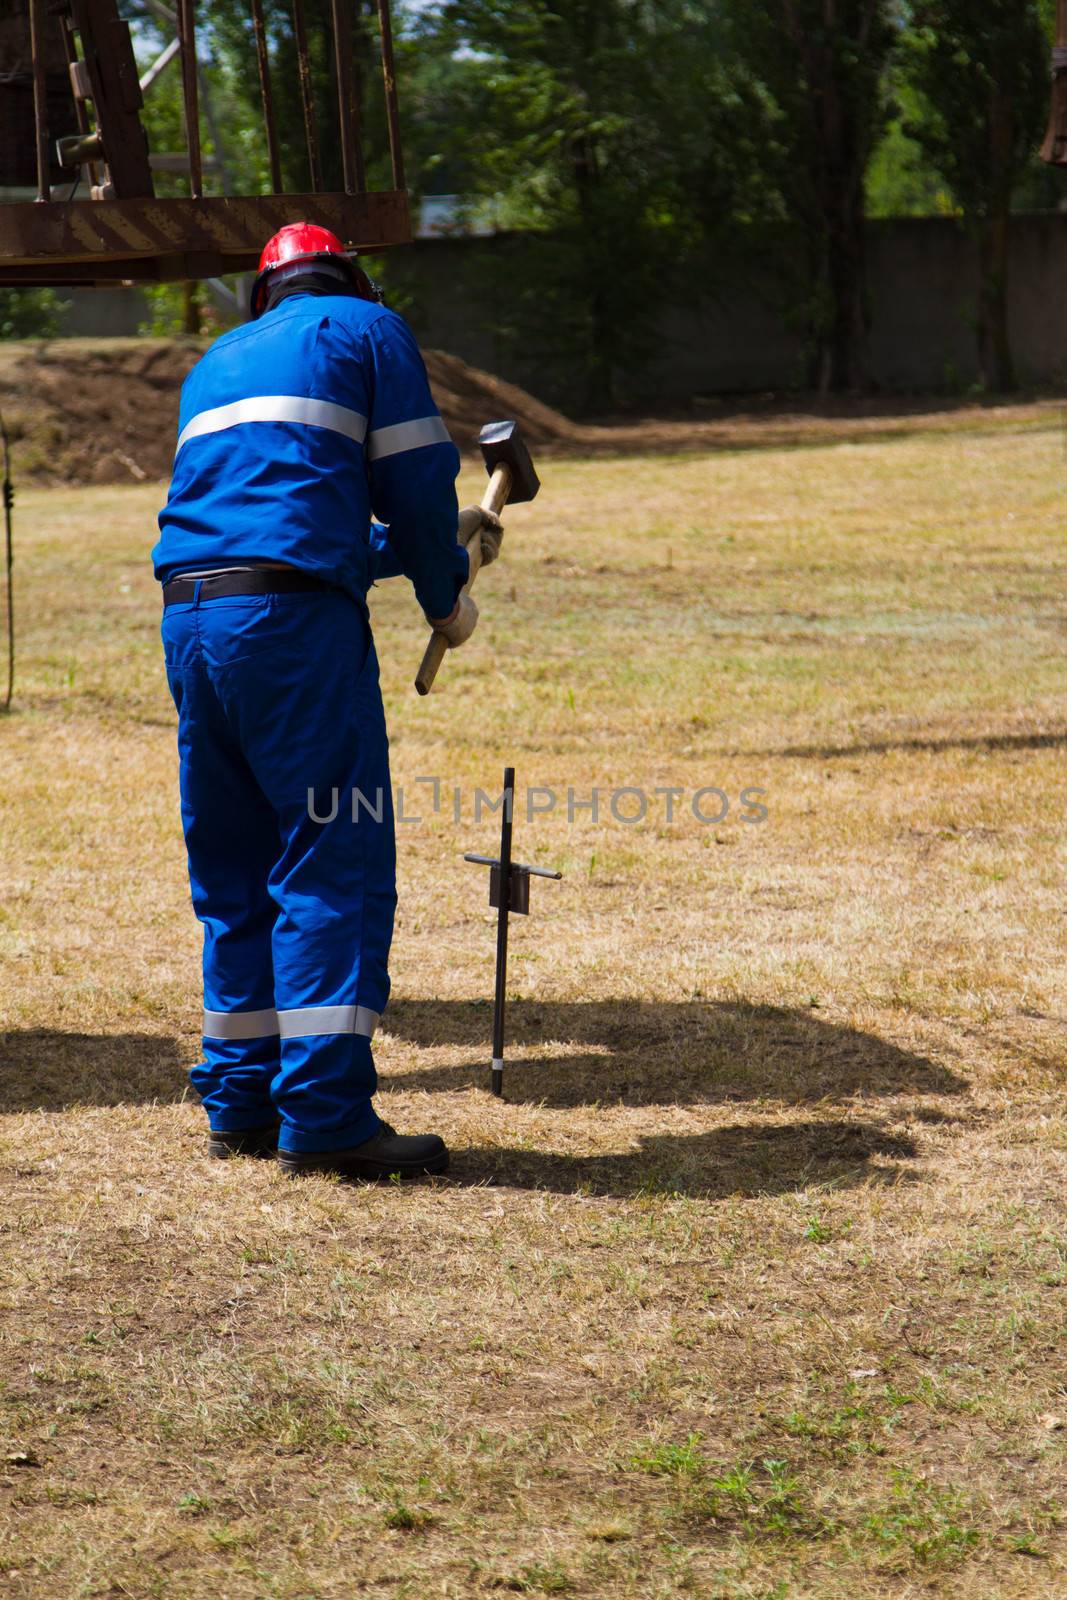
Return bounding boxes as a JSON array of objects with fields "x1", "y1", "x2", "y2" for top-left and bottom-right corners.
[{"x1": 479, "y1": 420, "x2": 541, "y2": 504}]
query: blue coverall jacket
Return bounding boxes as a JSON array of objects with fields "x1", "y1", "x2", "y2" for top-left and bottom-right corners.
[{"x1": 154, "y1": 291, "x2": 467, "y2": 1152}]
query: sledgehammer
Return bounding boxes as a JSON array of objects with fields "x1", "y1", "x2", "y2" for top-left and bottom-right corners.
[{"x1": 414, "y1": 419, "x2": 541, "y2": 695}]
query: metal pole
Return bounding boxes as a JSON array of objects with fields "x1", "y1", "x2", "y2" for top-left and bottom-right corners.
[
  {"x1": 197, "y1": 58, "x2": 235, "y2": 196},
  {"x1": 291, "y1": 0, "x2": 323, "y2": 192},
  {"x1": 1, "y1": 411, "x2": 13, "y2": 712},
  {"x1": 491, "y1": 767, "x2": 515, "y2": 1097},
  {"x1": 330, "y1": 0, "x2": 365, "y2": 193},
  {"x1": 250, "y1": 0, "x2": 283, "y2": 192},
  {"x1": 375, "y1": 0, "x2": 405, "y2": 191},
  {"x1": 27, "y1": 0, "x2": 50, "y2": 202},
  {"x1": 176, "y1": 0, "x2": 203, "y2": 198}
]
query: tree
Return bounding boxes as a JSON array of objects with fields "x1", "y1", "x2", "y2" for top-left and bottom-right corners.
[
  {"x1": 401, "y1": 0, "x2": 762, "y2": 409},
  {"x1": 724, "y1": 0, "x2": 895, "y2": 392},
  {"x1": 899, "y1": 0, "x2": 1048, "y2": 390},
  {"x1": 865, "y1": 76, "x2": 958, "y2": 218}
]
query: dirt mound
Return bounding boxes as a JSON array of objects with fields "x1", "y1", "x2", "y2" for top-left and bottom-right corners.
[
  {"x1": 0, "y1": 337, "x2": 581, "y2": 485},
  {"x1": 421, "y1": 348, "x2": 577, "y2": 453},
  {"x1": 0, "y1": 339, "x2": 200, "y2": 485}
]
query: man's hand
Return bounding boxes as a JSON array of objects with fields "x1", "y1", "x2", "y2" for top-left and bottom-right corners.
[
  {"x1": 457, "y1": 505, "x2": 504, "y2": 578},
  {"x1": 426, "y1": 591, "x2": 478, "y2": 649}
]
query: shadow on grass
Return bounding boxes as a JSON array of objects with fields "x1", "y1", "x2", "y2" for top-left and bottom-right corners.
[
  {"x1": 0, "y1": 1029, "x2": 188, "y2": 1112},
  {"x1": 557, "y1": 396, "x2": 1060, "y2": 461},
  {"x1": 381, "y1": 999, "x2": 966, "y2": 1108},
  {"x1": 0, "y1": 1024, "x2": 930, "y2": 1197},
  {"x1": 445, "y1": 1119, "x2": 920, "y2": 1198},
  {"x1": 0, "y1": 999, "x2": 965, "y2": 1121},
  {"x1": 749, "y1": 730, "x2": 1067, "y2": 761}
]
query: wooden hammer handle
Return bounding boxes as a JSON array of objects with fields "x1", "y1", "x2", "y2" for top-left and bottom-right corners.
[{"x1": 414, "y1": 462, "x2": 512, "y2": 695}]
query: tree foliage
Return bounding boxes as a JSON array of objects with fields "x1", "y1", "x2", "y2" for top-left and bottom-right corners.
[
  {"x1": 901, "y1": 0, "x2": 1049, "y2": 221},
  {"x1": 0, "y1": 289, "x2": 68, "y2": 341},
  {"x1": 401, "y1": 0, "x2": 768, "y2": 407}
]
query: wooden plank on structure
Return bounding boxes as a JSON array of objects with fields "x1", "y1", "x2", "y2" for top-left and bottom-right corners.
[
  {"x1": 0, "y1": 190, "x2": 412, "y2": 284},
  {"x1": 68, "y1": 0, "x2": 154, "y2": 198}
]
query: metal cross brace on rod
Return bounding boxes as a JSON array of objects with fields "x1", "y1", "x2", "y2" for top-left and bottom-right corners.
[{"x1": 464, "y1": 767, "x2": 562, "y2": 1097}]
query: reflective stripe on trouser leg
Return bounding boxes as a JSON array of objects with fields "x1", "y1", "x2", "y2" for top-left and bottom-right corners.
[
  {"x1": 203, "y1": 1007, "x2": 280, "y2": 1040},
  {"x1": 277, "y1": 1004, "x2": 379, "y2": 1038},
  {"x1": 202, "y1": 1005, "x2": 379, "y2": 1040}
]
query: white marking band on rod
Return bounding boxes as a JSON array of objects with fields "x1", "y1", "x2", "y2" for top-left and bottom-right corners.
[
  {"x1": 367, "y1": 415, "x2": 451, "y2": 460},
  {"x1": 177, "y1": 396, "x2": 368, "y2": 454},
  {"x1": 276, "y1": 1004, "x2": 380, "y2": 1039},
  {"x1": 491, "y1": 1058, "x2": 504, "y2": 1071},
  {"x1": 203, "y1": 1007, "x2": 280, "y2": 1040}
]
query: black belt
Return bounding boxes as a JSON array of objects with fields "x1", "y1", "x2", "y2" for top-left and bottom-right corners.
[{"x1": 162, "y1": 567, "x2": 334, "y2": 606}]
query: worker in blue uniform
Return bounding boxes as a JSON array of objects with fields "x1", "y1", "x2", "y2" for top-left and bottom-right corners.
[{"x1": 154, "y1": 223, "x2": 501, "y2": 1180}]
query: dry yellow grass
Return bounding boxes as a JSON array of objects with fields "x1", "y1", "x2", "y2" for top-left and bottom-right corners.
[{"x1": 1, "y1": 404, "x2": 1066, "y2": 1598}]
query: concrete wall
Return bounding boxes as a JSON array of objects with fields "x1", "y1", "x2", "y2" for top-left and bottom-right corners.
[
  {"x1": 51, "y1": 213, "x2": 1067, "y2": 403},
  {"x1": 865, "y1": 216, "x2": 1067, "y2": 391},
  {"x1": 380, "y1": 214, "x2": 1067, "y2": 404},
  {"x1": 60, "y1": 285, "x2": 149, "y2": 337}
]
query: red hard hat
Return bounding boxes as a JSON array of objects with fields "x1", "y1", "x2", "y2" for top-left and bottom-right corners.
[{"x1": 250, "y1": 222, "x2": 357, "y2": 318}]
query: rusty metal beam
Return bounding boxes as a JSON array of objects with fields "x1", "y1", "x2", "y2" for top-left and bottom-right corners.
[
  {"x1": 250, "y1": 0, "x2": 283, "y2": 193},
  {"x1": 0, "y1": 191, "x2": 411, "y2": 285},
  {"x1": 375, "y1": 0, "x2": 405, "y2": 192},
  {"x1": 330, "y1": 0, "x2": 365, "y2": 194},
  {"x1": 27, "y1": 0, "x2": 51, "y2": 201},
  {"x1": 291, "y1": 0, "x2": 323, "y2": 192},
  {"x1": 176, "y1": 0, "x2": 203, "y2": 198}
]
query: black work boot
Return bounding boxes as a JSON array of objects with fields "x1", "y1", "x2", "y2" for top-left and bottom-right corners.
[
  {"x1": 207, "y1": 1123, "x2": 280, "y2": 1160},
  {"x1": 277, "y1": 1123, "x2": 449, "y2": 1181}
]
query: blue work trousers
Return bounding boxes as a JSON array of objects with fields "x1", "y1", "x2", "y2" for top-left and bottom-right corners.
[{"x1": 162, "y1": 587, "x2": 394, "y2": 1152}]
